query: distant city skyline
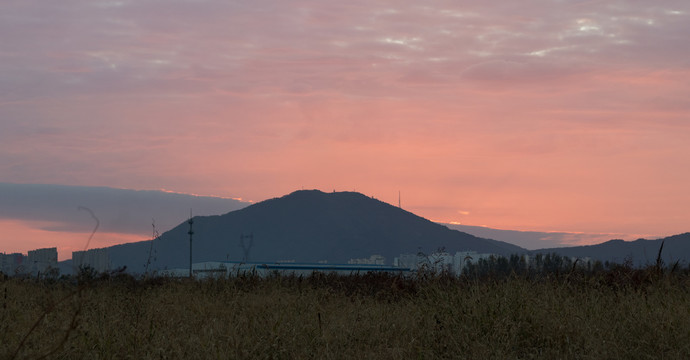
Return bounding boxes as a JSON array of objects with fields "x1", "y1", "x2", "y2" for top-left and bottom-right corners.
[{"x1": 2, "y1": 1, "x2": 689, "y2": 257}]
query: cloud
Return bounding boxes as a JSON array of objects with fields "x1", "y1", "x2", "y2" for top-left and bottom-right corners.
[
  {"x1": 1, "y1": 0, "x2": 689, "y2": 239},
  {"x1": 0, "y1": 183, "x2": 249, "y2": 235},
  {"x1": 3, "y1": 0, "x2": 688, "y2": 106},
  {"x1": 460, "y1": 59, "x2": 582, "y2": 85}
]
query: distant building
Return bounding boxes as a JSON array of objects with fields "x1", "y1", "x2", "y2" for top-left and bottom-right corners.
[
  {"x1": 161, "y1": 261, "x2": 412, "y2": 278},
  {"x1": 348, "y1": 254, "x2": 385, "y2": 265},
  {"x1": 72, "y1": 248, "x2": 110, "y2": 273},
  {"x1": 395, "y1": 251, "x2": 495, "y2": 275},
  {"x1": 0, "y1": 253, "x2": 26, "y2": 275},
  {"x1": 427, "y1": 252, "x2": 454, "y2": 273},
  {"x1": 453, "y1": 251, "x2": 493, "y2": 274},
  {"x1": 394, "y1": 253, "x2": 423, "y2": 270},
  {"x1": 27, "y1": 247, "x2": 58, "y2": 277}
]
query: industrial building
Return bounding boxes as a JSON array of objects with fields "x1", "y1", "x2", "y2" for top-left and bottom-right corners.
[
  {"x1": 348, "y1": 254, "x2": 385, "y2": 265},
  {"x1": 160, "y1": 261, "x2": 412, "y2": 278}
]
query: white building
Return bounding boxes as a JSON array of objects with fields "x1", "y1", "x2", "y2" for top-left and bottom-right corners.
[
  {"x1": 72, "y1": 248, "x2": 110, "y2": 273},
  {"x1": 394, "y1": 253, "x2": 423, "y2": 270},
  {"x1": 27, "y1": 247, "x2": 58, "y2": 277},
  {"x1": 0, "y1": 253, "x2": 26, "y2": 275},
  {"x1": 395, "y1": 250, "x2": 495, "y2": 275},
  {"x1": 348, "y1": 254, "x2": 385, "y2": 265},
  {"x1": 422, "y1": 252, "x2": 454, "y2": 273}
]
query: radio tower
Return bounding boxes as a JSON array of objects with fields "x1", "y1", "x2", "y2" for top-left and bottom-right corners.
[{"x1": 188, "y1": 209, "x2": 194, "y2": 278}]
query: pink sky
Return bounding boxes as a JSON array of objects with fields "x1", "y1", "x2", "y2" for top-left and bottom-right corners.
[{"x1": 1, "y1": 1, "x2": 689, "y2": 256}]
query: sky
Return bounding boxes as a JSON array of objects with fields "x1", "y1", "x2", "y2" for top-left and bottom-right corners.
[{"x1": 1, "y1": 0, "x2": 689, "y2": 257}]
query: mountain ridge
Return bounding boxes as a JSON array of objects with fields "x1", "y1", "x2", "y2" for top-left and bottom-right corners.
[
  {"x1": 62, "y1": 189, "x2": 690, "y2": 273},
  {"x1": 106, "y1": 189, "x2": 525, "y2": 272},
  {"x1": 531, "y1": 233, "x2": 690, "y2": 266}
]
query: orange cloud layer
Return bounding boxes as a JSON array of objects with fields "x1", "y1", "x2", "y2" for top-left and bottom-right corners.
[{"x1": 1, "y1": 0, "x2": 689, "y2": 243}]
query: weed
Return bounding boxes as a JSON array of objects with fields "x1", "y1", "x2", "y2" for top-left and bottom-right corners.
[{"x1": 2, "y1": 267, "x2": 689, "y2": 359}]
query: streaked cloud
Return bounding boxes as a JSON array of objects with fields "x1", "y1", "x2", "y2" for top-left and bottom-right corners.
[{"x1": 0, "y1": 183, "x2": 249, "y2": 258}]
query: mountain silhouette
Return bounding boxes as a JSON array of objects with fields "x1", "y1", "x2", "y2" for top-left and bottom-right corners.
[
  {"x1": 106, "y1": 190, "x2": 525, "y2": 272},
  {"x1": 532, "y1": 233, "x2": 690, "y2": 266}
]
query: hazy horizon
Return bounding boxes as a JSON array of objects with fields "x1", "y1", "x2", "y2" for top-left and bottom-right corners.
[{"x1": 2, "y1": 1, "x2": 689, "y2": 258}]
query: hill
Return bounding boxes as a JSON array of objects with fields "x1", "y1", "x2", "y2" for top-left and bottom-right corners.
[
  {"x1": 532, "y1": 233, "x2": 690, "y2": 266},
  {"x1": 106, "y1": 190, "x2": 525, "y2": 273},
  {"x1": 441, "y1": 223, "x2": 632, "y2": 250}
]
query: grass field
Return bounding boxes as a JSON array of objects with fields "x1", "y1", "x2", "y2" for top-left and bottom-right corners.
[{"x1": 2, "y1": 265, "x2": 690, "y2": 359}]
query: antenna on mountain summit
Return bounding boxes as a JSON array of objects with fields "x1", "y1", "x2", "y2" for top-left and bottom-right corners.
[
  {"x1": 398, "y1": 191, "x2": 401, "y2": 208},
  {"x1": 188, "y1": 209, "x2": 194, "y2": 278}
]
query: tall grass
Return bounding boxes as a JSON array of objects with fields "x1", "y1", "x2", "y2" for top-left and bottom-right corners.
[{"x1": 2, "y1": 267, "x2": 690, "y2": 359}]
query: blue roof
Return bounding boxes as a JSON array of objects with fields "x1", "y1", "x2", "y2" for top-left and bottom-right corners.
[
  {"x1": 257, "y1": 263, "x2": 410, "y2": 272},
  {"x1": 213, "y1": 261, "x2": 410, "y2": 272}
]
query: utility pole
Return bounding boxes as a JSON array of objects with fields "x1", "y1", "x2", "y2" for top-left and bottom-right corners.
[{"x1": 188, "y1": 210, "x2": 194, "y2": 278}]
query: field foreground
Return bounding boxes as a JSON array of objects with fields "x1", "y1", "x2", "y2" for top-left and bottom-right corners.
[{"x1": 2, "y1": 269, "x2": 690, "y2": 359}]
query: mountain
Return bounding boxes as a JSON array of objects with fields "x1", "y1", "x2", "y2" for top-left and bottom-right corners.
[
  {"x1": 531, "y1": 233, "x2": 690, "y2": 266},
  {"x1": 106, "y1": 190, "x2": 525, "y2": 273},
  {"x1": 442, "y1": 223, "x2": 573, "y2": 250},
  {"x1": 441, "y1": 223, "x2": 640, "y2": 250}
]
